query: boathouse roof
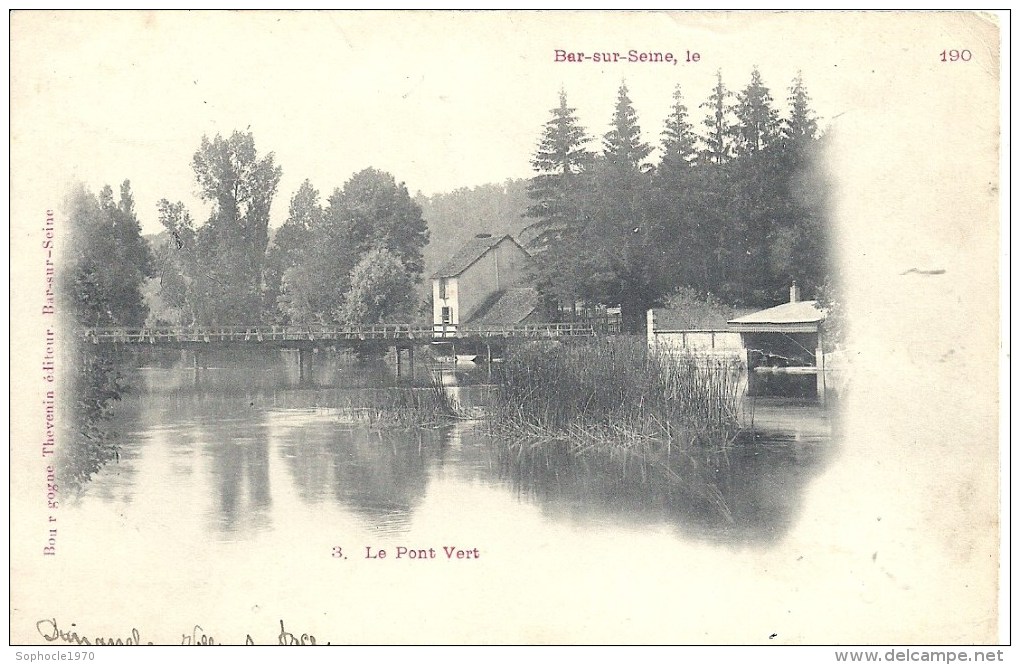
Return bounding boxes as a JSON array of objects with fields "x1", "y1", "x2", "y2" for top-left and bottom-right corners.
[
  {"x1": 727, "y1": 300, "x2": 826, "y2": 333},
  {"x1": 431, "y1": 234, "x2": 527, "y2": 279}
]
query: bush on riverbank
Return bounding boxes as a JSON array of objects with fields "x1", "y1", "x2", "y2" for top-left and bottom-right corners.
[
  {"x1": 59, "y1": 344, "x2": 126, "y2": 494},
  {"x1": 491, "y1": 337, "x2": 742, "y2": 448}
]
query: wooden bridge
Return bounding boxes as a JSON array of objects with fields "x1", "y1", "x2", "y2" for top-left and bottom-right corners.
[{"x1": 81, "y1": 322, "x2": 597, "y2": 348}]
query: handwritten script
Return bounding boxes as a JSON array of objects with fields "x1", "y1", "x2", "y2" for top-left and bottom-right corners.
[{"x1": 36, "y1": 618, "x2": 326, "y2": 645}]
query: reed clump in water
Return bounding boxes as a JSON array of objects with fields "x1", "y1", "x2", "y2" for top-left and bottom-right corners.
[
  {"x1": 492, "y1": 336, "x2": 742, "y2": 448},
  {"x1": 338, "y1": 375, "x2": 461, "y2": 430}
]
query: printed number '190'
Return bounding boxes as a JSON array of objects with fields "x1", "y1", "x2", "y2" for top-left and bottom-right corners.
[{"x1": 940, "y1": 49, "x2": 972, "y2": 62}]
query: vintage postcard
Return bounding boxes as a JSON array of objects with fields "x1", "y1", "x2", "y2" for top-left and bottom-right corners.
[{"x1": 9, "y1": 10, "x2": 1005, "y2": 649}]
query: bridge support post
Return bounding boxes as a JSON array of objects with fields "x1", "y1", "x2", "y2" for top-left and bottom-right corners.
[
  {"x1": 191, "y1": 349, "x2": 206, "y2": 385},
  {"x1": 816, "y1": 335, "x2": 826, "y2": 407},
  {"x1": 395, "y1": 346, "x2": 402, "y2": 378},
  {"x1": 408, "y1": 345, "x2": 414, "y2": 380},
  {"x1": 298, "y1": 348, "x2": 313, "y2": 384},
  {"x1": 745, "y1": 348, "x2": 758, "y2": 397}
]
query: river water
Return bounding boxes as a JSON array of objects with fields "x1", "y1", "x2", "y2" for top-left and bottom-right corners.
[{"x1": 16, "y1": 344, "x2": 999, "y2": 645}]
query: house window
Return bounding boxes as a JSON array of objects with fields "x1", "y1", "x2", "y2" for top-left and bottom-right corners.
[
  {"x1": 438, "y1": 278, "x2": 447, "y2": 300},
  {"x1": 441, "y1": 306, "x2": 451, "y2": 324}
]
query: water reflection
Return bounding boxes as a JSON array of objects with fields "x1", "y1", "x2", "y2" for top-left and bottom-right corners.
[
  {"x1": 206, "y1": 410, "x2": 272, "y2": 534},
  {"x1": 83, "y1": 351, "x2": 834, "y2": 548},
  {"x1": 489, "y1": 430, "x2": 833, "y2": 546},
  {"x1": 326, "y1": 428, "x2": 433, "y2": 533}
]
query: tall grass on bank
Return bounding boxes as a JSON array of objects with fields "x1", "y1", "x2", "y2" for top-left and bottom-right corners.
[{"x1": 492, "y1": 337, "x2": 742, "y2": 448}]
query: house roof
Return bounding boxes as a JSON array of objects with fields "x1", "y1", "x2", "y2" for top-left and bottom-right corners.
[
  {"x1": 431, "y1": 234, "x2": 520, "y2": 279},
  {"x1": 651, "y1": 305, "x2": 756, "y2": 331},
  {"x1": 467, "y1": 287, "x2": 541, "y2": 326},
  {"x1": 728, "y1": 300, "x2": 826, "y2": 333}
]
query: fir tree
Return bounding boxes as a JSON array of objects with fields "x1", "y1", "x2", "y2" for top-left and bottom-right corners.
[
  {"x1": 731, "y1": 67, "x2": 781, "y2": 156},
  {"x1": 700, "y1": 70, "x2": 733, "y2": 165},
  {"x1": 660, "y1": 83, "x2": 698, "y2": 168},
  {"x1": 783, "y1": 71, "x2": 819, "y2": 146},
  {"x1": 525, "y1": 88, "x2": 593, "y2": 249},
  {"x1": 603, "y1": 82, "x2": 652, "y2": 170}
]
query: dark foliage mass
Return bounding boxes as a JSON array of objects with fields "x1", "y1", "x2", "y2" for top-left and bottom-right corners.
[
  {"x1": 64, "y1": 182, "x2": 155, "y2": 327},
  {"x1": 60, "y1": 349, "x2": 127, "y2": 493},
  {"x1": 60, "y1": 180, "x2": 155, "y2": 491},
  {"x1": 155, "y1": 135, "x2": 429, "y2": 327},
  {"x1": 141, "y1": 68, "x2": 830, "y2": 333},
  {"x1": 525, "y1": 70, "x2": 832, "y2": 332},
  {"x1": 274, "y1": 168, "x2": 428, "y2": 325}
]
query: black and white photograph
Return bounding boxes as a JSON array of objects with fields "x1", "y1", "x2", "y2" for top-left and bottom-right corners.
[{"x1": 9, "y1": 10, "x2": 1005, "y2": 651}]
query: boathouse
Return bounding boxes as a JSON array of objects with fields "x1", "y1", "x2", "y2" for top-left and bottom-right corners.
[
  {"x1": 727, "y1": 282, "x2": 829, "y2": 403},
  {"x1": 431, "y1": 233, "x2": 538, "y2": 335}
]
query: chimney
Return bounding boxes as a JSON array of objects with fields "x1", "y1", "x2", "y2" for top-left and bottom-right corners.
[
  {"x1": 790, "y1": 280, "x2": 800, "y2": 303},
  {"x1": 475, "y1": 232, "x2": 492, "y2": 238}
]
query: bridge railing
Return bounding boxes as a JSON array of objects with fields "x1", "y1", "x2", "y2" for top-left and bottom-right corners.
[
  {"x1": 432, "y1": 322, "x2": 595, "y2": 338},
  {"x1": 82, "y1": 322, "x2": 598, "y2": 345},
  {"x1": 82, "y1": 325, "x2": 436, "y2": 344},
  {"x1": 460, "y1": 322, "x2": 596, "y2": 338}
]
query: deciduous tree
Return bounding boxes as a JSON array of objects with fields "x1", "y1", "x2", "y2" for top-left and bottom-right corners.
[
  {"x1": 279, "y1": 168, "x2": 427, "y2": 324},
  {"x1": 190, "y1": 130, "x2": 282, "y2": 323},
  {"x1": 265, "y1": 179, "x2": 321, "y2": 322},
  {"x1": 337, "y1": 248, "x2": 416, "y2": 324},
  {"x1": 64, "y1": 181, "x2": 154, "y2": 326}
]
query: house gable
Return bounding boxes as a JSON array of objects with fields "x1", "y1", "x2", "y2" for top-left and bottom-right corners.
[{"x1": 431, "y1": 233, "x2": 534, "y2": 327}]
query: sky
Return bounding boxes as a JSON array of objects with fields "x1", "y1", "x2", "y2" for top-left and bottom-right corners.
[{"x1": 10, "y1": 10, "x2": 907, "y2": 235}]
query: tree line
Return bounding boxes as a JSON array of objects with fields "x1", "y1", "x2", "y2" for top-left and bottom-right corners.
[
  {"x1": 62, "y1": 67, "x2": 831, "y2": 334},
  {"x1": 525, "y1": 68, "x2": 831, "y2": 332},
  {"x1": 64, "y1": 132, "x2": 429, "y2": 329}
]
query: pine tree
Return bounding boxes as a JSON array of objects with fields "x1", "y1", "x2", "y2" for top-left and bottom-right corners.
[
  {"x1": 524, "y1": 89, "x2": 596, "y2": 314},
  {"x1": 783, "y1": 71, "x2": 818, "y2": 146},
  {"x1": 603, "y1": 82, "x2": 652, "y2": 171},
  {"x1": 774, "y1": 73, "x2": 827, "y2": 300},
  {"x1": 531, "y1": 88, "x2": 593, "y2": 178},
  {"x1": 525, "y1": 89, "x2": 593, "y2": 250},
  {"x1": 732, "y1": 67, "x2": 781, "y2": 156},
  {"x1": 653, "y1": 84, "x2": 711, "y2": 294},
  {"x1": 580, "y1": 83, "x2": 663, "y2": 332},
  {"x1": 727, "y1": 68, "x2": 785, "y2": 302},
  {"x1": 700, "y1": 70, "x2": 733, "y2": 165},
  {"x1": 660, "y1": 83, "x2": 698, "y2": 169}
]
